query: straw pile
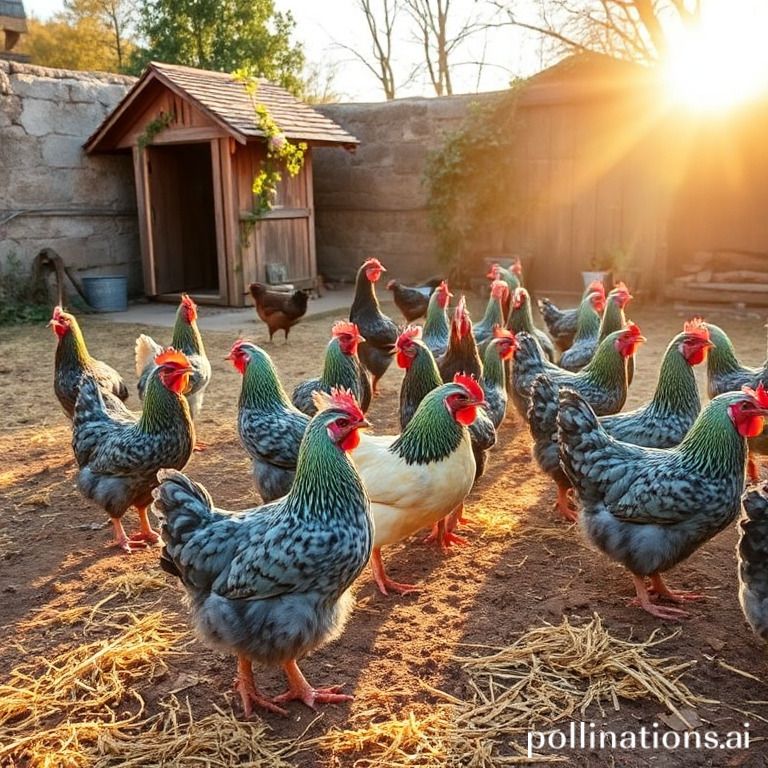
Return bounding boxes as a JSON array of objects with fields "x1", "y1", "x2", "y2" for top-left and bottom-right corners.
[
  {"x1": 102, "y1": 568, "x2": 169, "y2": 599},
  {"x1": 314, "y1": 614, "x2": 702, "y2": 766}
]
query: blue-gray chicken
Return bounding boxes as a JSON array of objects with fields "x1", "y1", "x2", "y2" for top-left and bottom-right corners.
[
  {"x1": 72, "y1": 349, "x2": 195, "y2": 553},
  {"x1": 227, "y1": 340, "x2": 309, "y2": 502},
  {"x1": 153, "y1": 389, "x2": 373, "y2": 716},
  {"x1": 738, "y1": 483, "x2": 768, "y2": 641},
  {"x1": 558, "y1": 385, "x2": 768, "y2": 619}
]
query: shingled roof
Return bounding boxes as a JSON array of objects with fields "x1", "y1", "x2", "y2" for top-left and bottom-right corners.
[
  {"x1": 1, "y1": 0, "x2": 27, "y2": 33},
  {"x1": 85, "y1": 61, "x2": 358, "y2": 152}
]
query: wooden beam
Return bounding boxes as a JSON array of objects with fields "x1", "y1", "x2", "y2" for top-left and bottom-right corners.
[
  {"x1": 132, "y1": 146, "x2": 156, "y2": 296},
  {"x1": 210, "y1": 139, "x2": 229, "y2": 305},
  {"x1": 219, "y1": 138, "x2": 243, "y2": 306},
  {"x1": 306, "y1": 150, "x2": 317, "y2": 282}
]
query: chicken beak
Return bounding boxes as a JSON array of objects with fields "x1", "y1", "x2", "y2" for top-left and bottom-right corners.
[{"x1": 359, "y1": 417, "x2": 372, "y2": 429}]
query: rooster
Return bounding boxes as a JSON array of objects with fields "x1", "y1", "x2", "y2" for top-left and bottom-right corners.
[
  {"x1": 351, "y1": 375, "x2": 485, "y2": 594},
  {"x1": 738, "y1": 483, "x2": 768, "y2": 641},
  {"x1": 472, "y1": 280, "x2": 509, "y2": 346},
  {"x1": 558, "y1": 290, "x2": 607, "y2": 371},
  {"x1": 537, "y1": 280, "x2": 606, "y2": 353},
  {"x1": 349, "y1": 258, "x2": 399, "y2": 395},
  {"x1": 291, "y1": 321, "x2": 371, "y2": 416},
  {"x1": 153, "y1": 389, "x2": 373, "y2": 715},
  {"x1": 72, "y1": 349, "x2": 195, "y2": 553},
  {"x1": 558, "y1": 385, "x2": 768, "y2": 619},
  {"x1": 482, "y1": 328, "x2": 516, "y2": 429},
  {"x1": 135, "y1": 294, "x2": 211, "y2": 424},
  {"x1": 227, "y1": 340, "x2": 309, "y2": 502},
  {"x1": 506, "y1": 287, "x2": 556, "y2": 363},
  {"x1": 386, "y1": 278, "x2": 442, "y2": 322},
  {"x1": 705, "y1": 321, "x2": 768, "y2": 481},
  {"x1": 422, "y1": 280, "x2": 452, "y2": 358},
  {"x1": 245, "y1": 282, "x2": 309, "y2": 343},
  {"x1": 527, "y1": 324, "x2": 646, "y2": 520},
  {"x1": 487, "y1": 259, "x2": 523, "y2": 319},
  {"x1": 438, "y1": 296, "x2": 482, "y2": 383},
  {"x1": 50, "y1": 306, "x2": 128, "y2": 418},
  {"x1": 396, "y1": 325, "x2": 495, "y2": 488},
  {"x1": 598, "y1": 320, "x2": 712, "y2": 447}
]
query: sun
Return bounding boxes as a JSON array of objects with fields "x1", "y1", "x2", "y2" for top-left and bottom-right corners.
[{"x1": 662, "y1": 0, "x2": 768, "y2": 112}]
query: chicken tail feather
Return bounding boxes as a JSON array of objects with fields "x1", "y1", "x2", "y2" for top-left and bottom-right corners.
[{"x1": 135, "y1": 333, "x2": 162, "y2": 377}]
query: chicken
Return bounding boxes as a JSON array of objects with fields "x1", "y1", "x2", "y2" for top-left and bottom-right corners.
[
  {"x1": 153, "y1": 389, "x2": 372, "y2": 715},
  {"x1": 228, "y1": 340, "x2": 310, "y2": 502},
  {"x1": 537, "y1": 280, "x2": 606, "y2": 353},
  {"x1": 598, "y1": 320, "x2": 712, "y2": 447},
  {"x1": 422, "y1": 280, "x2": 453, "y2": 358},
  {"x1": 135, "y1": 294, "x2": 211, "y2": 423},
  {"x1": 72, "y1": 349, "x2": 195, "y2": 553},
  {"x1": 292, "y1": 321, "x2": 371, "y2": 416},
  {"x1": 738, "y1": 483, "x2": 768, "y2": 641},
  {"x1": 527, "y1": 324, "x2": 646, "y2": 520},
  {"x1": 349, "y1": 258, "x2": 399, "y2": 394},
  {"x1": 705, "y1": 321, "x2": 768, "y2": 480},
  {"x1": 351, "y1": 375, "x2": 484, "y2": 594},
  {"x1": 50, "y1": 305, "x2": 128, "y2": 418},
  {"x1": 482, "y1": 328, "x2": 516, "y2": 429},
  {"x1": 438, "y1": 296, "x2": 482, "y2": 383},
  {"x1": 245, "y1": 282, "x2": 310, "y2": 343},
  {"x1": 472, "y1": 279, "x2": 509, "y2": 346},
  {"x1": 506, "y1": 287, "x2": 556, "y2": 362},
  {"x1": 396, "y1": 324, "x2": 495, "y2": 485},
  {"x1": 386, "y1": 278, "x2": 442, "y2": 322},
  {"x1": 558, "y1": 290, "x2": 607, "y2": 371},
  {"x1": 486, "y1": 261, "x2": 522, "y2": 319},
  {"x1": 558, "y1": 384, "x2": 768, "y2": 619},
  {"x1": 508, "y1": 330, "x2": 559, "y2": 420}
]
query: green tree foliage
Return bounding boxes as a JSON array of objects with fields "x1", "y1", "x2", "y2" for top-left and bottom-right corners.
[
  {"x1": 65, "y1": 0, "x2": 137, "y2": 71},
  {"x1": 129, "y1": 0, "x2": 305, "y2": 93}
]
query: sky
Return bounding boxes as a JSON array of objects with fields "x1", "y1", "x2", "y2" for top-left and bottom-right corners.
[{"x1": 22, "y1": 0, "x2": 544, "y2": 102}]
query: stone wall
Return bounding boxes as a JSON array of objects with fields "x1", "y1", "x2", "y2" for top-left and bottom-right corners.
[
  {"x1": 0, "y1": 61, "x2": 139, "y2": 296},
  {"x1": 315, "y1": 94, "x2": 496, "y2": 283}
]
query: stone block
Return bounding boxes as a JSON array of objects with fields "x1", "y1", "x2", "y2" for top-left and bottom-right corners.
[
  {"x1": 11, "y1": 73, "x2": 71, "y2": 102},
  {"x1": 41, "y1": 134, "x2": 86, "y2": 168},
  {"x1": 20, "y1": 98, "x2": 105, "y2": 137}
]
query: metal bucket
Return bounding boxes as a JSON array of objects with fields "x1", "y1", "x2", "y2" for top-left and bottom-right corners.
[{"x1": 82, "y1": 276, "x2": 128, "y2": 312}]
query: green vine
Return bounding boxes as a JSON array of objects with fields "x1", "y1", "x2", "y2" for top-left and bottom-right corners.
[
  {"x1": 137, "y1": 111, "x2": 174, "y2": 151},
  {"x1": 422, "y1": 86, "x2": 523, "y2": 271},
  {"x1": 234, "y1": 69, "x2": 307, "y2": 219}
]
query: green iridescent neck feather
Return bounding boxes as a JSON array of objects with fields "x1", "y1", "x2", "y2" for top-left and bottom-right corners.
[
  {"x1": 582, "y1": 330, "x2": 627, "y2": 390},
  {"x1": 598, "y1": 297, "x2": 625, "y2": 341},
  {"x1": 483, "y1": 341, "x2": 506, "y2": 389},
  {"x1": 705, "y1": 323, "x2": 743, "y2": 377},
  {"x1": 241, "y1": 350, "x2": 293, "y2": 409},
  {"x1": 649, "y1": 335, "x2": 700, "y2": 413},
  {"x1": 138, "y1": 372, "x2": 192, "y2": 433},
  {"x1": 171, "y1": 309, "x2": 205, "y2": 356},
  {"x1": 321, "y1": 339, "x2": 359, "y2": 391}
]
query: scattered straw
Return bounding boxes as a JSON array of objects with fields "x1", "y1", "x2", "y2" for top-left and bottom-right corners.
[
  {"x1": 0, "y1": 609, "x2": 185, "y2": 766},
  {"x1": 102, "y1": 568, "x2": 169, "y2": 599},
  {"x1": 97, "y1": 696, "x2": 298, "y2": 768}
]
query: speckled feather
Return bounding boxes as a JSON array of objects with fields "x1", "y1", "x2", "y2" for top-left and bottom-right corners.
[
  {"x1": 558, "y1": 390, "x2": 747, "y2": 577},
  {"x1": 72, "y1": 371, "x2": 194, "y2": 519},
  {"x1": 422, "y1": 290, "x2": 450, "y2": 358},
  {"x1": 537, "y1": 298, "x2": 579, "y2": 352},
  {"x1": 292, "y1": 337, "x2": 371, "y2": 416},
  {"x1": 481, "y1": 338, "x2": 509, "y2": 429},
  {"x1": 558, "y1": 293, "x2": 603, "y2": 372},
  {"x1": 738, "y1": 484, "x2": 768, "y2": 641},
  {"x1": 153, "y1": 407, "x2": 373, "y2": 666}
]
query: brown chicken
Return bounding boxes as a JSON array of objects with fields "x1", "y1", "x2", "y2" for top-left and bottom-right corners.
[{"x1": 246, "y1": 282, "x2": 310, "y2": 342}]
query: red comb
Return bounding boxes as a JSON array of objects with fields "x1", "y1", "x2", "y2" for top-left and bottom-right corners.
[
  {"x1": 491, "y1": 279, "x2": 509, "y2": 298},
  {"x1": 587, "y1": 280, "x2": 606, "y2": 296},
  {"x1": 453, "y1": 373, "x2": 484, "y2": 402},
  {"x1": 743, "y1": 383, "x2": 768, "y2": 408},
  {"x1": 613, "y1": 281, "x2": 628, "y2": 292},
  {"x1": 52, "y1": 305, "x2": 64, "y2": 320},
  {"x1": 397, "y1": 325, "x2": 422, "y2": 347},
  {"x1": 332, "y1": 320, "x2": 362, "y2": 340},
  {"x1": 493, "y1": 326, "x2": 515, "y2": 340},
  {"x1": 621, "y1": 322, "x2": 642, "y2": 339},
  {"x1": 486, "y1": 263, "x2": 500, "y2": 279},
  {"x1": 437, "y1": 280, "x2": 450, "y2": 293},
  {"x1": 683, "y1": 317, "x2": 710, "y2": 340},
  {"x1": 363, "y1": 257, "x2": 384, "y2": 270},
  {"x1": 181, "y1": 293, "x2": 196, "y2": 310},
  {"x1": 328, "y1": 387, "x2": 365, "y2": 421},
  {"x1": 154, "y1": 348, "x2": 190, "y2": 368}
]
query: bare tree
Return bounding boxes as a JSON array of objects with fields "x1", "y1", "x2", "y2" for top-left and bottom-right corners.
[
  {"x1": 338, "y1": 0, "x2": 401, "y2": 99},
  {"x1": 65, "y1": 0, "x2": 136, "y2": 71},
  {"x1": 489, "y1": 0, "x2": 702, "y2": 66},
  {"x1": 405, "y1": 0, "x2": 486, "y2": 96}
]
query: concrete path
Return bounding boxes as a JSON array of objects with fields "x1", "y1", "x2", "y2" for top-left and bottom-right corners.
[{"x1": 90, "y1": 287, "x2": 358, "y2": 331}]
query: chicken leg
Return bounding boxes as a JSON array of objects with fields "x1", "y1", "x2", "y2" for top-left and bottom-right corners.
[
  {"x1": 629, "y1": 574, "x2": 690, "y2": 620},
  {"x1": 649, "y1": 574, "x2": 704, "y2": 604},
  {"x1": 423, "y1": 516, "x2": 468, "y2": 549},
  {"x1": 235, "y1": 656, "x2": 287, "y2": 717},
  {"x1": 370, "y1": 548, "x2": 419, "y2": 596},
  {"x1": 128, "y1": 506, "x2": 161, "y2": 545},
  {"x1": 273, "y1": 659, "x2": 352, "y2": 710},
  {"x1": 555, "y1": 486, "x2": 578, "y2": 523}
]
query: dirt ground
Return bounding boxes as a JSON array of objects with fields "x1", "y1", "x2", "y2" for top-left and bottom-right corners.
[{"x1": 2, "y1": 294, "x2": 768, "y2": 767}]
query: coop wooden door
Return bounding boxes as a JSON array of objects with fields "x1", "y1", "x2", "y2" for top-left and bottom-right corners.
[{"x1": 146, "y1": 143, "x2": 223, "y2": 298}]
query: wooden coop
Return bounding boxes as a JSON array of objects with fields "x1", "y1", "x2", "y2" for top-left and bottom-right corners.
[
  {"x1": 0, "y1": 0, "x2": 28, "y2": 61},
  {"x1": 85, "y1": 62, "x2": 358, "y2": 306}
]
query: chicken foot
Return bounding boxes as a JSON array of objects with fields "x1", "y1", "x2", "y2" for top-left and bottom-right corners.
[
  {"x1": 629, "y1": 574, "x2": 690, "y2": 620},
  {"x1": 648, "y1": 574, "x2": 704, "y2": 603},
  {"x1": 423, "y1": 514, "x2": 468, "y2": 550},
  {"x1": 273, "y1": 659, "x2": 352, "y2": 710},
  {"x1": 235, "y1": 656, "x2": 288, "y2": 717},
  {"x1": 554, "y1": 486, "x2": 578, "y2": 523},
  {"x1": 370, "y1": 548, "x2": 419, "y2": 596},
  {"x1": 110, "y1": 509, "x2": 159, "y2": 553}
]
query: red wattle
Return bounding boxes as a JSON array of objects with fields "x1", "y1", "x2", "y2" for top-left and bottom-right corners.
[
  {"x1": 396, "y1": 350, "x2": 411, "y2": 369},
  {"x1": 740, "y1": 415, "x2": 766, "y2": 438},
  {"x1": 686, "y1": 347, "x2": 707, "y2": 366},
  {"x1": 455, "y1": 405, "x2": 478, "y2": 426},
  {"x1": 341, "y1": 428, "x2": 361, "y2": 452}
]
